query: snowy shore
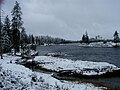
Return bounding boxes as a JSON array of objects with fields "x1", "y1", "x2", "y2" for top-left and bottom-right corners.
[
  {"x1": 34, "y1": 56, "x2": 119, "y2": 76},
  {"x1": 0, "y1": 54, "x2": 105, "y2": 90},
  {"x1": 79, "y1": 42, "x2": 120, "y2": 48}
]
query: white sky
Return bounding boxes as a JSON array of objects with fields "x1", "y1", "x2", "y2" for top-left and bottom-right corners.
[{"x1": 2, "y1": 0, "x2": 120, "y2": 40}]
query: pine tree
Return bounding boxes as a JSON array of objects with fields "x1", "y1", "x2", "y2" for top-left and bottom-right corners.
[
  {"x1": 31, "y1": 35, "x2": 35, "y2": 44},
  {"x1": 0, "y1": 0, "x2": 4, "y2": 59},
  {"x1": 82, "y1": 32, "x2": 89, "y2": 44},
  {"x1": 11, "y1": 1, "x2": 23, "y2": 55},
  {"x1": 20, "y1": 27, "x2": 27, "y2": 53},
  {"x1": 35, "y1": 36, "x2": 39, "y2": 45},
  {"x1": 5, "y1": 16, "x2": 12, "y2": 44},
  {"x1": 85, "y1": 32, "x2": 89, "y2": 44},
  {"x1": 113, "y1": 31, "x2": 119, "y2": 43},
  {"x1": 82, "y1": 34, "x2": 85, "y2": 43},
  {"x1": 0, "y1": 21, "x2": 3, "y2": 59},
  {"x1": 1, "y1": 15, "x2": 11, "y2": 53}
]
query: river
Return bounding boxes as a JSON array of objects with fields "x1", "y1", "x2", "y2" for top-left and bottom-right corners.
[{"x1": 37, "y1": 43, "x2": 120, "y2": 89}]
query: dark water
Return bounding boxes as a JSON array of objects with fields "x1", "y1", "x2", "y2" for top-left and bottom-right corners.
[
  {"x1": 37, "y1": 44, "x2": 120, "y2": 89},
  {"x1": 37, "y1": 44, "x2": 120, "y2": 67}
]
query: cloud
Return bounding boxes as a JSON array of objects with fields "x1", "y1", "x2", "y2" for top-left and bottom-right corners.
[{"x1": 3, "y1": 0, "x2": 120, "y2": 40}]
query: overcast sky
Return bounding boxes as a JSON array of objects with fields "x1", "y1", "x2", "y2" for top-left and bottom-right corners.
[{"x1": 2, "y1": 0, "x2": 120, "y2": 40}]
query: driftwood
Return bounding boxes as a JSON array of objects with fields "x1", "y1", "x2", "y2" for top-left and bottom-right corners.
[{"x1": 53, "y1": 69, "x2": 120, "y2": 79}]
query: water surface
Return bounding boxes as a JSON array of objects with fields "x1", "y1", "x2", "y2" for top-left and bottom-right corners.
[
  {"x1": 37, "y1": 44, "x2": 120, "y2": 67},
  {"x1": 37, "y1": 44, "x2": 120, "y2": 89}
]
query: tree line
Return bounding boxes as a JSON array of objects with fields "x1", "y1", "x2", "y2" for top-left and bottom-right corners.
[{"x1": 81, "y1": 31, "x2": 120, "y2": 44}]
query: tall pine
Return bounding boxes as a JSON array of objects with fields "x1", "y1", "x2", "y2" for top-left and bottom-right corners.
[
  {"x1": 11, "y1": 1, "x2": 23, "y2": 55},
  {"x1": 113, "y1": 31, "x2": 119, "y2": 43},
  {"x1": 1, "y1": 15, "x2": 11, "y2": 53},
  {"x1": 82, "y1": 32, "x2": 89, "y2": 44},
  {"x1": 20, "y1": 27, "x2": 27, "y2": 53}
]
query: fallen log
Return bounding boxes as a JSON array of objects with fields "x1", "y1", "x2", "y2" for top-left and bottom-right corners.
[{"x1": 53, "y1": 69, "x2": 120, "y2": 79}]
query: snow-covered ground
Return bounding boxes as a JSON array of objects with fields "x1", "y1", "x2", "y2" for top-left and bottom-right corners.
[
  {"x1": 46, "y1": 52, "x2": 67, "y2": 57},
  {"x1": 34, "y1": 56, "x2": 119, "y2": 75},
  {"x1": 16, "y1": 50, "x2": 39, "y2": 56},
  {"x1": 79, "y1": 42, "x2": 120, "y2": 48},
  {"x1": 0, "y1": 54, "x2": 105, "y2": 90}
]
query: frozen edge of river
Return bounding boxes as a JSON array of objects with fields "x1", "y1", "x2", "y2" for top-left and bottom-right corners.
[{"x1": 34, "y1": 56, "x2": 119, "y2": 76}]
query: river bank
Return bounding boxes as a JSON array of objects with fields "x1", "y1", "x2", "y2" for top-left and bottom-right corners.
[
  {"x1": 37, "y1": 44, "x2": 120, "y2": 89},
  {"x1": 0, "y1": 54, "x2": 106, "y2": 90},
  {"x1": 16, "y1": 54, "x2": 120, "y2": 90}
]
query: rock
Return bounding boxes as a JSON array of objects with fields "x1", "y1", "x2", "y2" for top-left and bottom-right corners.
[
  {"x1": 32, "y1": 76, "x2": 37, "y2": 82},
  {"x1": 10, "y1": 60, "x2": 12, "y2": 63},
  {"x1": 11, "y1": 80, "x2": 16, "y2": 84},
  {"x1": 0, "y1": 74, "x2": 3, "y2": 76},
  {"x1": 0, "y1": 82, "x2": 4, "y2": 88}
]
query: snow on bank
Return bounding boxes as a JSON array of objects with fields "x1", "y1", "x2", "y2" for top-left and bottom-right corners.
[
  {"x1": 46, "y1": 52, "x2": 67, "y2": 57},
  {"x1": 79, "y1": 42, "x2": 120, "y2": 48},
  {"x1": 34, "y1": 56, "x2": 118, "y2": 75},
  {"x1": 0, "y1": 54, "x2": 104, "y2": 90}
]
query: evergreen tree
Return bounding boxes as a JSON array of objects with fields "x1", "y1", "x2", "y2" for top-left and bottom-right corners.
[
  {"x1": 113, "y1": 31, "x2": 119, "y2": 43},
  {"x1": 20, "y1": 27, "x2": 27, "y2": 52},
  {"x1": 3, "y1": 16, "x2": 11, "y2": 38},
  {"x1": 85, "y1": 32, "x2": 89, "y2": 44},
  {"x1": 5, "y1": 16, "x2": 12, "y2": 44},
  {"x1": 1, "y1": 15, "x2": 11, "y2": 53},
  {"x1": 27, "y1": 35, "x2": 35, "y2": 44},
  {"x1": 0, "y1": 22, "x2": 3, "y2": 59},
  {"x1": 31, "y1": 35, "x2": 35, "y2": 44},
  {"x1": 82, "y1": 32, "x2": 89, "y2": 44},
  {"x1": 0, "y1": 0, "x2": 4, "y2": 59},
  {"x1": 11, "y1": 1, "x2": 23, "y2": 55},
  {"x1": 82, "y1": 34, "x2": 85, "y2": 43},
  {"x1": 35, "y1": 36, "x2": 39, "y2": 45}
]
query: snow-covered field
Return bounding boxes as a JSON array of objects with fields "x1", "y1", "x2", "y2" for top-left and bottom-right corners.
[
  {"x1": 0, "y1": 54, "x2": 105, "y2": 90},
  {"x1": 34, "y1": 56, "x2": 119, "y2": 75}
]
